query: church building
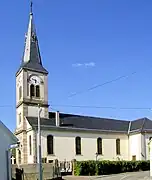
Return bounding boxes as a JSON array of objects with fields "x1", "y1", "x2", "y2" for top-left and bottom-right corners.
[{"x1": 15, "y1": 4, "x2": 152, "y2": 165}]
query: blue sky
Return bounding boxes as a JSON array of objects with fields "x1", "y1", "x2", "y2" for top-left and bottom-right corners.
[{"x1": 0, "y1": 0, "x2": 152, "y2": 131}]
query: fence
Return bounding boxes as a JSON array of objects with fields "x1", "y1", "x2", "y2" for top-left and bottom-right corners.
[{"x1": 11, "y1": 160, "x2": 74, "y2": 179}]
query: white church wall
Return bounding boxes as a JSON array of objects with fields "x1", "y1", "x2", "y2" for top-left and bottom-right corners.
[
  {"x1": 129, "y1": 133, "x2": 142, "y2": 160},
  {"x1": 145, "y1": 133, "x2": 152, "y2": 160},
  {"x1": 40, "y1": 129, "x2": 129, "y2": 162},
  {"x1": 141, "y1": 134, "x2": 147, "y2": 160}
]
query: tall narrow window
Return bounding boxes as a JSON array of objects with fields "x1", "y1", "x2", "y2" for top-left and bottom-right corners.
[
  {"x1": 18, "y1": 150, "x2": 21, "y2": 164},
  {"x1": 19, "y1": 86, "x2": 22, "y2": 99},
  {"x1": 36, "y1": 85, "x2": 40, "y2": 98},
  {"x1": 97, "y1": 137, "x2": 102, "y2": 155},
  {"x1": 18, "y1": 113, "x2": 21, "y2": 125},
  {"x1": 29, "y1": 135, "x2": 32, "y2": 155},
  {"x1": 116, "y1": 138, "x2": 120, "y2": 155},
  {"x1": 75, "y1": 136, "x2": 81, "y2": 155},
  {"x1": 47, "y1": 135, "x2": 54, "y2": 155},
  {"x1": 30, "y1": 84, "x2": 35, "y2": 97}
]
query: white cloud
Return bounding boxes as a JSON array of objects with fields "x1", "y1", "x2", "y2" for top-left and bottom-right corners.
[
  {"x1": 72, "y1": 63, "x2": 83, "y2": 67},
  {"x1": 84, "y1": 62, "x2": 95, "y2": 67},
  {"x1": 72, "y1": 62, "x2": 95, "y2": 68}
]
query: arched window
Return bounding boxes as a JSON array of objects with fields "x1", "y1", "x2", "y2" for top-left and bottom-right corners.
[
  {"x1": 18, "y1": 113, "x2": 21, "y2": 125},
  {"x1": 19, "y1": 86, "x2": 22, "y2": 99},
  {"x1": 97, "y1": 137, "x2": 102, "y2": 155},
  {"x1": 149, "y1": 137, "x2": 152, "y2": 141},
  {"x1": 116, "y1": 138, "x2": 120, "y2": 155},
  {"x1": 18, "y1": 150, "x2": 21, "y2": 164},
  {"x1": 75, "y1": 136, "x2": 81, "y2": 155},
  {"x1": 36, "y1": 85, "x2": 40, "y2": 98},
  {"x1": 30, "y1": 84, "x2": 35, "y2": 97},
  {"x1": 47, "y1": 135, "x2": 54, "y2": 155},
  {"x1": 29, "y1": 135, "x2": 32, "y2": 155}
]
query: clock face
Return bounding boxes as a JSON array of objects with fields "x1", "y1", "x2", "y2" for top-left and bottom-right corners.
[{"x1": 29, "y1": 75, "x2": 41, "y2": 85}]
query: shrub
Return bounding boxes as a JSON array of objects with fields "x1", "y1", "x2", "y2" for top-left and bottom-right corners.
[{"x1": 74, "y1": 160, "x2": 150, "y2": 176}]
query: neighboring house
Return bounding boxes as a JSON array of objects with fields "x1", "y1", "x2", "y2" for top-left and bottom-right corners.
[
  {"x1": 14, "y1": 5, "x2": 152, "y2": 165},
  {"x1": 0, "y1": 120, "x2": 19, "y2": 180}
]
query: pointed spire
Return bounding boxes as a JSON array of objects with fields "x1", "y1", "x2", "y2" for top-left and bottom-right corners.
[{"x1": 18, "y1": 1, "x2": 48, "y2": 74}]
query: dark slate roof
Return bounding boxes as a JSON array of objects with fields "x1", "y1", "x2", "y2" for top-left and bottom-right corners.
[
  {"x1": 18, "y1": 61, "x2": 48, "y2": 74},
  {"x1": 130, "y1": 117, "x2": 152, "y2": 132},
  {"x1": 27, "y1": 117, "x2": 55, "y2": 127},
  {"x1": 16, "y1": 12, "x2": 48, "y2": 75},
  {"x1": 26, "y1": 112, "x2": 129, "y2": 132},
  {"x1": 26, "y1": 112, "x2": 152, "y2": 133},
  {"x1": 130, "y1": 118, "x2": 146, "y2": 131}
]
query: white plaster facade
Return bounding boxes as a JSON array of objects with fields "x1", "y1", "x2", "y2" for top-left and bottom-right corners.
[
  {"x1": 24, "y1": 124, "x2": 152, "y2": 164},
  {"x1": 40, "y1": 130, "x2": 129, "y2": 162}
]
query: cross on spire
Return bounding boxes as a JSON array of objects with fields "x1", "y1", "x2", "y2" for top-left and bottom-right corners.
[{"x1": 30, "y1": 0, "x2": 33, "y2": 15}]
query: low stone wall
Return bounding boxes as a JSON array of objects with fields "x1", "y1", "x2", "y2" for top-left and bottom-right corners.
[{"x1": 12, "y1": 163, "x2": 57, "y2": 180}]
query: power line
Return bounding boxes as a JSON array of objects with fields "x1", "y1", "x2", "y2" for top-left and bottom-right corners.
[
  {"x1": 51, "y1": 104, "x2": 152, "y2": 110},
  {"x1": 68, "y1": 71, "x2": 137, "y2": 98},
  {"x1": 0, "y1": 105, "x2": 13, "y2": 108}
]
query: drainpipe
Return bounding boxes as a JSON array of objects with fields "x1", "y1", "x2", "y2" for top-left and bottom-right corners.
[
  {"x1": 127, "y1": 121, "x2": 131, "y2": 160},
  {"x1": 141, "y1": 118, "x2": 146, "y2": 160},
  {"x1": 7, "y1": 142, "x2": 20, "y2": 180},
  {"x1": 55, "y1": 111, "x2": 60, "y2": 127}
]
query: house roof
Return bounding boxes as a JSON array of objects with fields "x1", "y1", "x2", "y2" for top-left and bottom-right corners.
[
  {"x1": 26, "y1": 112, "x2": 152, "y2": 134},
  {"x1": 0, "y1": 120, "x2": 18, "y2": 143}
]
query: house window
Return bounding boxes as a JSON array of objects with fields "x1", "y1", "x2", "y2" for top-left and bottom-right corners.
[
  {"x1": 29, "y1": 135, "x2": 32, "y2": 155},
  {"x1": 75, "y1": 136, "x2": 81, "y2": 155},
  {"x1": 47, "y1": 135, "x2": 54, "y2": 155},
  {"x1": 19, "y1": 86, "x2": 22, "y2": 99},
  {"x1": 36, "y1": 85, "x2": 40, "y2": 98},
  {"x1": 97, "y1": 137, "x2": 102, "y2": 155},
  {"x1": 30, "y1": 84, "x2": 35, "y2": 97},
  {"x1": 116, "y1": 138, "x2": 120, "y2": 155},
  {"x1": 18, "y1": 113, "x2": 21, "y2": 125}
]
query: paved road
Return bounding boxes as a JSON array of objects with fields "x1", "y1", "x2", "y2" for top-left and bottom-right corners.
[
  {"x1": 92, "y1": 171, "x2": 151, "y2": 180},
  {"x1": 64, "y1": 171, "x2": 152, "y2": 180}
]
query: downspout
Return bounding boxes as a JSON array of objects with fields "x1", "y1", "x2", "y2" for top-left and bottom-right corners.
[
  {"x1": 141, "y1": 118, "x2": 146, "y2": 160},
  {"x1": 7, "y1": 142, "x2": 20, "y2": 180},
  {"x1": 127, "y1": 121, "x2": 131, "y2": 160}
]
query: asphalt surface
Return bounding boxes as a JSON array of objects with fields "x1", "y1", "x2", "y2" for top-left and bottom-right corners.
[
  {"x1": 92, "y1": 171, "x2": 151, "y2": 180},
  {"x1": 64, "y1": 171, "x2": 152, "y2": 180}
]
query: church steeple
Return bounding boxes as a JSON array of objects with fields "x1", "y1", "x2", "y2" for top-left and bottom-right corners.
[{"x1": 16, "y1": 1, "x2": 48, "y2": 75}]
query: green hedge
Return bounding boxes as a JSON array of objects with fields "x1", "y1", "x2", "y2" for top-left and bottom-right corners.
[{"x1": 74, "y1": 160, "x2": 150, "y2": 176}]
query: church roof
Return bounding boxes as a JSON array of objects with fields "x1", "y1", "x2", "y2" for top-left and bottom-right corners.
[
  {"x1": 16, "y1": 3, "x2": 48, "y2": 75},
  {"x1": 26, "y1": 112, "x2": 152, "y2": 134}
]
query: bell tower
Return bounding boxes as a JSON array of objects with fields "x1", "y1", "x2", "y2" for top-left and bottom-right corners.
[{"x1": 15, "y1": 2, "x2": 49, "y2": 164}]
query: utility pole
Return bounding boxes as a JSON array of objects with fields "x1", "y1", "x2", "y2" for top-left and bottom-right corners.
[{"x1": 37, "y1": 104, "x2": 42, "y2": 180}]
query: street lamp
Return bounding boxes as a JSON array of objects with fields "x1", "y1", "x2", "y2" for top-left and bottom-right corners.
[{"x1": 37, "y1": 104, "x2": 42, "y2": 180}]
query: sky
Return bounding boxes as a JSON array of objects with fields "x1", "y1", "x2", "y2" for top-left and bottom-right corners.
[{"x1": 0, "y1": 0, "x2": 152, "y2": 131}]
